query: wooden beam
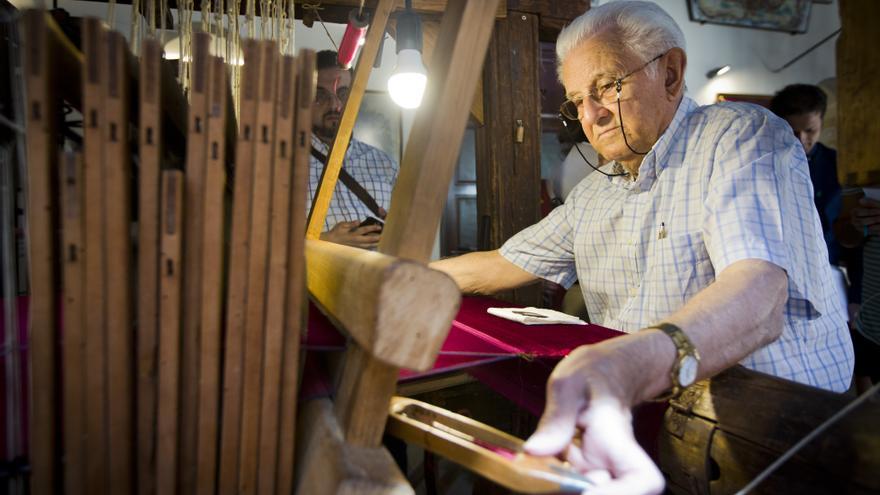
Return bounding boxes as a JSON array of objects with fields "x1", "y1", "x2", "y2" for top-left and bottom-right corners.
[
  {"x1": 475, "y1": 12, "x2": 542, "y2": 306},
  {"x1": 275, "y1": 50, "x2": 316, "y2": 495},
  {"x1": 837, "y1": 0, "x2": 880, "y2": 186},
  {"x1": 305, "y1": 239, "x2": 460, "y2": 370},
  {"x1": 217, "y1": 39, "x2": 262, "y2": 495},
  {"x1": 60, "y1": 151, "x2": 86, "y2": 495},
  {"x1": 21, "y1": 11, "x2": 60, "y2": 493},
  {"x1": 81, "y1": 17, "x2": 108, "y2": 495},
  {"x1": 156, "y1": 170, "x2": 185, "y2": 495},
  {"x1": 136, "y1": 37, "x2": 162, "y2": 495},
  {"x1": 306, "y1": 0, "x2": 394, "y2": 238}
]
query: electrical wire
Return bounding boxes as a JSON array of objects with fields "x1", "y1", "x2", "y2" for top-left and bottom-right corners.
[{"x1": 734, "y1": 380, "x2": 880, "y2": 494}]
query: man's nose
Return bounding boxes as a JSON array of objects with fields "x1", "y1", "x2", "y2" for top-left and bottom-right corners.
[{"x1": 579, "y1": 98, "x2": 612, "y2": 127}]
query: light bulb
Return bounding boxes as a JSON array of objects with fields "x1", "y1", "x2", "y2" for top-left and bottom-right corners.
[{"x1": 388, "y1": 48, "x2": 427, "y2": 109}]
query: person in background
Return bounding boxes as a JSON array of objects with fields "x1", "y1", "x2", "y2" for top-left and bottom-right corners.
[
  {"x1": 308, "y1": 50, "x2": 399, "y2": 249},
  {"x1": 433, "y1": 3, "x2": 853, "y2": 492}
]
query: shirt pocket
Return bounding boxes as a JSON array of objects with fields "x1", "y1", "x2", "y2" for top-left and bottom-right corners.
[{"x1": 645, "y1": 231, "x2": 715, "y2": 316}]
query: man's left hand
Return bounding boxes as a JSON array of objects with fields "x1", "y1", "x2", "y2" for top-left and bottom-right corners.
[
  {"x1": 523, "y1": 345, "x2": 665, "y2": 495},
  {"x1": 852, "y1": 198, "x2": 880, "y2": 235}
]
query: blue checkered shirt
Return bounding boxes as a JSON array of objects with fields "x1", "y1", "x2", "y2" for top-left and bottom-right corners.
[
  {"x1": 500, "y1": 97, "x2": 854, "y2": 392},
  {"x1": 308, "y1": 136, "x2": 399, "y2": 231}
]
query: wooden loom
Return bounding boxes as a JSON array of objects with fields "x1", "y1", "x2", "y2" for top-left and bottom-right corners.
[{"x1": 17, "y1": 1, "x2": 589, "y2": 494}]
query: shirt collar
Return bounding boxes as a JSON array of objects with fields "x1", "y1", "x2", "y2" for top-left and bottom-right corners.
[{"x1": 609, "y1": 96, "x2": 699, "y2": 191}]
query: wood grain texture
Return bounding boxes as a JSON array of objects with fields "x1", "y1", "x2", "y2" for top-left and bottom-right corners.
[
  {"x1": 178, "y1": 32, "x2": 211, "y2": 494},
  {"x1": 658, "y1": 367, "x2": 880, "y2": 494},
  {"x1": 217, "y1": 39, "x2": 262, "y2": 495},
  {"x1": 156, "y1": 170, "x2": 185, "y2": 495},
  {"x1": 103, "y1": 31, "x2": 134, "y2": 493},
  {"x1": 136, "y1": 37, "x2": 162, "y2": 495},
  {"x1": 275, "y1": 50, "x2": 316, "y2": 495},
  {"x1": 80, "y1": 17, "x2": 108, "y2": 495},
  {"x1": 305, "y1": 239, "x2": 460, "y2": 371},
  {"x1": 21, "y1": 11, "x2": 58, "y2": 494},
  {"x1": 256, "y1": 53, "x2": 296, "y2": 495},
  {"x1": 294, "y1": 399, "x2": 414, "y2": 495},
  {"x1": 194, "y1": 55, "x2": 228, "y2": 495},
  {"x1": 836, "y1": 0, "x2": 880, "y2": 186},
  {"x1": 237, "y1": 40, "x2": 279, "y2": 495},
  {"x1": 60, "y1": 151, "x2": 86, "y2": 495},
  {"x1": 305, "y1": 0, "x2": 394, "y2": 238}
]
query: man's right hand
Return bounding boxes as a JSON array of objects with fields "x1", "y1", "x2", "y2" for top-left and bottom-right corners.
[{"x1": 320, "y1": 221, "x2": 381, "y2": 249}]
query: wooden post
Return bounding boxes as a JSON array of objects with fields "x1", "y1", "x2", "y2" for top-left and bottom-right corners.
[
  {"x1": 21, "y1": 11, "x2": 59, "y2": 494},
  {"x1": 137, "y1": 37, "x2": 162, "y2": 495},
  {"x1": 474, "y1": 11, "x2": 542, "y2": 306},
  {"x1": 836, "y1": 0, "x2": 880, "y2": 186}
]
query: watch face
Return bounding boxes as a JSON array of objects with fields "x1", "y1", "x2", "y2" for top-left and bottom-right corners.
[{"x1": 679, "y1": 355, "x2": 699, "y2": 387}]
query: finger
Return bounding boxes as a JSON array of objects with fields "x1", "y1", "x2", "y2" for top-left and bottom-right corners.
[
  {"x1": 585, "y1": 407, "x2": 664, "y2": 495},
  {"x1": 354, "y1": 225, "x2": 383, "y2": 235},
  {"x1": 524, "y1": 376, "x2": 588, "y2": 456}
]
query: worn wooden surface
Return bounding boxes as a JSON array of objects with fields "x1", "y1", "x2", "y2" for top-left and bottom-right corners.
[
  {"x1": 659, "y1": 367, "x2": 880, "y2": 494},
  {"x1": 21, "y1": 11, "x2": 58, "y2": 494},
  {"x1": 60, "y1": 151, "x2": 85, "y2": 495},
  {"x1": 275, "y1": 50, "x2": 316, "y2": 495},
  {"x1": 305, "y1": 0, "x2": 394, "y2": 238},
  {"x1": 136, "y1": 37, "x2": 161, "y2": 495},
  {"x1": 103, "y1": 31, "x2": 135, "y2": 493},
  {"x1": 306, "y1": 239, "x2": 460, "y2": 370},
  {"x1": 295, "y1": 399, "x2": 415, "y2": 495},
  {"x1": 80, "y1": 17, "x2": 108, "y2": 495},
  {"x1": 156, "y1": 170, "x2": 184, "y2": 495},
  {"x1": 836, "y1": 0, "x2": 880, "y2": 186},
  {"x1": 475, "y1": 11, "x2": 543, "y2": 306},
  {"x1": 217, "y1": 39, "x2": 262, "y2": 495},
  {"x1": 238, "y1": 40, "x2": 279, "y2": 495},
  {"x1": 194, "y1": 55, "x2": 228, "y2": 495}
]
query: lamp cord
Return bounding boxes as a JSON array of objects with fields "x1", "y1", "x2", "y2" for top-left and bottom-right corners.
[{"x1": 735, "y1": 380, "x2": 880, "y2": 494}]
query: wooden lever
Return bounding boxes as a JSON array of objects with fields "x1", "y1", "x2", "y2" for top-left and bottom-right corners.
[{"x1": 387, "y1": 397, "x2": 594, "y2": 494}]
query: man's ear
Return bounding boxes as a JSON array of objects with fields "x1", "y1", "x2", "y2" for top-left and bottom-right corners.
[{"x1": 664, "y1": 47, "x2": 687, "y2": 100}]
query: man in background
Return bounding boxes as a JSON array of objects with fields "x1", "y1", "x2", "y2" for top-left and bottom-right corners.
[{"x1": 309, "y1": 50, "x2": 399, "y2": 249}]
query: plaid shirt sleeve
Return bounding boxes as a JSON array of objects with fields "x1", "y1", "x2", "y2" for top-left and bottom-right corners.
[
  {"x1": 702, "y1": 107, "x2": 830, "y2": 318},
  {"x1": 499, "y1": 184, "x2": 582, "y2": 288}
]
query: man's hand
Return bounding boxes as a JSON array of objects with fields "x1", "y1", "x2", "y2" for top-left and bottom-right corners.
[
  {"x1": 852, "y1": 198, "x2": 880, "y2": 235},
  {"x1": 320, "y1": 221, "x2": 381, "y2": 249},
  {"x1": 523, "y1": 344, "x2": 665, "y2": 495}
]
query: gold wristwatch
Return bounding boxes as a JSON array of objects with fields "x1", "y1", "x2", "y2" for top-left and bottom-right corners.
[{"x1": 648, "y1": 323, "x2": 700, "y2": 401}]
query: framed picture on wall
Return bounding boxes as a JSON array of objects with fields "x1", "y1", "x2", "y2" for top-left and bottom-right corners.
[
  {"x1": 687, "y1": 0, "x2": 813, "y2": 34},
  {"x1": 352, "y1": 90, "x2": 403, "y2": 163}
]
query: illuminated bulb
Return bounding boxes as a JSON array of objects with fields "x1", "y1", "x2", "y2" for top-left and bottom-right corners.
[{"x1": 388, "y1": 48, "x2": 427, "y2": 109}]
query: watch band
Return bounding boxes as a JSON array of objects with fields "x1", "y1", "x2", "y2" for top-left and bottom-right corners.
[{"x1": 646, "y1": 322, "x2": 701, "y2": 401}]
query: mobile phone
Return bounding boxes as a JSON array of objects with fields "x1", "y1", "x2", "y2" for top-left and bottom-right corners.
[{"x1": 358, "y1": 216, "x2": 384, "y2": 230}]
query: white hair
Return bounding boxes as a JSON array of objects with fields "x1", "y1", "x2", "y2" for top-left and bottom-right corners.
[{"x1": 556, "y1": 1, "x2": 686, "y2": 79}]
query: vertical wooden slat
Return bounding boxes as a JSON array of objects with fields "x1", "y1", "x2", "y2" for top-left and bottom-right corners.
[
  {"x1": 179, "y1": 32, "x2": 211, "y2": 494},
  {"x1": 256, "y1": 54, "x2": 296, "y2": 495},
  {"x1": 156, "y1": 170, "x2": 185, "y2": 495},
  {"x1": 195, "y1": 55, "x2": 227, "y2": 495},
  {"x1": 305, "y1": 0, "x2": 394, "y2": 238},
  {"x1": 137, "y1": 37, "x2": 162, "y2": 495},
  {"x1": 275, "y1": 49, "x2": 315, "y2": 495},
  {"x1": 238, "y1": 40, "x2": 279, "y2": 494},
  {"x1": 60, "y1": 151, "x2": 85, "y2": 495},
  {"x1": 103, "y1": 31, "x2": 134, "y2": 493},
  {"x1": 21, "y1": 11, "x2": 58, "y2": 494},
  {"x1": 80, "y1": 17, "x2": 108, "y2": 495},
  {"x1": 217, "y1": 39, "x2": 262, "y2": 495}
]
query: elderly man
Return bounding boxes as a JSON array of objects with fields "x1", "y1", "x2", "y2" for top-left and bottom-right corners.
[
  {"x1": 309, "y1": 50, "x2": 399, "y2": 249},
  {"x1": 432, "y1": 1, "x2": 853, "y2": 492}
]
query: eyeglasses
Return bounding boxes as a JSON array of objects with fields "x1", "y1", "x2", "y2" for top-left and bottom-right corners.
[
  {"x1": 559, "y1": 52, "x2": 665, "y2": 121},
  {"x1": 315, "y1": 86, "x2": 351, "y2": 106}
]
